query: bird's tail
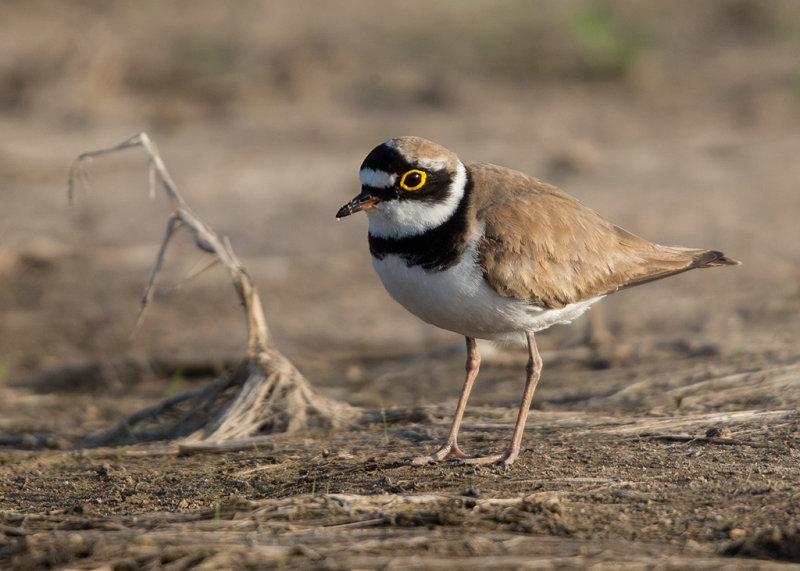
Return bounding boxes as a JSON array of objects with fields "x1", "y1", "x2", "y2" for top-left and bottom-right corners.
[{"x1": 691, "y1": 250, "x2": 741, "y2": 268}]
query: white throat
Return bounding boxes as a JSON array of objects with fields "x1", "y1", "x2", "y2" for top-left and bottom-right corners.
[{"x1": 365, "y1": 161, "x2": 467, "y2": 239}]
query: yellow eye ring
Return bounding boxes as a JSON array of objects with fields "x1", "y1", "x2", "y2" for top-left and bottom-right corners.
[{"x1": 399, "y1": 169, "x2": 426, "y2": 191}]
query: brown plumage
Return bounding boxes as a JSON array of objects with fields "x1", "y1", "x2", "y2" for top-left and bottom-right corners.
[{"x1": 469, "y1": 162, "x2": 739, "y2": 309}]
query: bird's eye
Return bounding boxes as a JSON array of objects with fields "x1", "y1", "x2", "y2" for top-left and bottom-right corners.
[{"x1": 399, "y1": 169, "x2": 426, "y2": 191}]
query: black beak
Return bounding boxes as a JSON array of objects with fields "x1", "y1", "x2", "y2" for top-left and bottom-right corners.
[{"x1": 336, "y1": 189, "x2": 380, "y2": 218}]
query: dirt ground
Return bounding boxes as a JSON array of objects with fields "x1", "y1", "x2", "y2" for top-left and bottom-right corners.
[{"x1": 1, "y1": 1, "x2": 800, "y2": 569}]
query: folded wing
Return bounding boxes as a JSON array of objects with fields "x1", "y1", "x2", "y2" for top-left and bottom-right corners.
[{"x1": 469, "y1": 162, "x2": 739, "y2": 309}]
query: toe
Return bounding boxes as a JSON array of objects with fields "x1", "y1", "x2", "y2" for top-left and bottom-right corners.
[
  {"x1": 410, "y1": 442, "x2": 468, "y2": 465},
  {"x1": 461, "y1": 453, "x2": 504, "y2": 465},
  {"x1": 460, "y1": 448, "x2": 520, "y2": 467}
]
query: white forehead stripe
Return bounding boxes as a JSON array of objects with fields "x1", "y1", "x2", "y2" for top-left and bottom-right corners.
[
  {"x1": 413, "y1": 156, "x2": 450, "y2": 171},
  {"x1": 385, "y1": 139, "x2": 451, "y2": 171},
  {"x1": 360, "y1": 168, "x2": 396, "y2": 188}
]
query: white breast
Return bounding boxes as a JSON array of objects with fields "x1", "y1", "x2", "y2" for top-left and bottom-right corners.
[{"x1": 371, "y1": 240, "x2": 602, "y2": 344}]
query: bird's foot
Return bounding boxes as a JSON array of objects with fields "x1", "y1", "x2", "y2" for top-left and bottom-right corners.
[
  {"x1": 410, "y1": 441, "x2": 468, "y2": 465},
  {"x1": 460, "y1": 447, "x2": 520, "y2": 468}
]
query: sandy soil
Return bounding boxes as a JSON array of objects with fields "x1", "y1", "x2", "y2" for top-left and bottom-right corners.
[{"x1": 1, "y1": 2, "x2": 799, "y2": 568}]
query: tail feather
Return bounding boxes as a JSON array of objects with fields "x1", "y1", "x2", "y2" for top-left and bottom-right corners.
[
  {"x1": 611, "y1": 247, "x2": 740, "y2": 294},
  {"x1": 694, "y1": 250, "x2": 741, "y2": 267}
]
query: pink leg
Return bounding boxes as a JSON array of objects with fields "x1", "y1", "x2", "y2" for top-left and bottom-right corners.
[
  {"x1": 463, "y1": 331, "x2": 542, "y2": 467},
  {"x1": 411, "y1": 337, "x2": 480, "y2": 465}
]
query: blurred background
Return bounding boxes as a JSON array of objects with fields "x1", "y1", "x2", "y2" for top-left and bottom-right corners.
[{"x1": 1, "y1": 1, "x2": 799, "y2": 430}]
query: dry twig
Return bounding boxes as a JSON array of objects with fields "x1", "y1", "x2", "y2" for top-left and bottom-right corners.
[{"x1": 69, "y1": 133, "x2": 358, "y2": 449}]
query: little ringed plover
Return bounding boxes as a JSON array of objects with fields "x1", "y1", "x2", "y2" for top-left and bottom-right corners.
[{"x1": 337, "y1": 136, "x2": 739, "y2": 467}]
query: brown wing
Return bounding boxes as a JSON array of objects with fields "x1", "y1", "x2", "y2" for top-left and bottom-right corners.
[{"x1": 469, "y1": 162, "x2": 738, "y2": 309}]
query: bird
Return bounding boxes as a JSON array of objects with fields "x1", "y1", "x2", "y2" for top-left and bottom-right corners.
[{"x1": 336, "y1": 136, "x2": 739, "y2": 467}]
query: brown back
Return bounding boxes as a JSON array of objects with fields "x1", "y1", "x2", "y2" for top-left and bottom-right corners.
[{"x1": 469, "y1": 162, "x2": 738, "y2": 309}]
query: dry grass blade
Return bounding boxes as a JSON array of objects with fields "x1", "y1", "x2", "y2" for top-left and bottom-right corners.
[{"x1": 640, "y1": 434, "x2": 779, "y2": 449}]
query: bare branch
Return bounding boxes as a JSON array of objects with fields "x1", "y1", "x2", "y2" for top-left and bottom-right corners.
[
  {"x1": 68, "y1": 132, "x2": 269, "y2": 355},
  {"x1": 132, "y1": 214, "x2": 182, "y2": 335},
  {"x1": 69, "y1": 132, "x2": 359, "y2": 449}
]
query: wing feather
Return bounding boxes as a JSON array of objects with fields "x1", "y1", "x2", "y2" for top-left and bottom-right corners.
[{"x1": 468, "y1": 162, "x2": 737, "y2": 309}]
